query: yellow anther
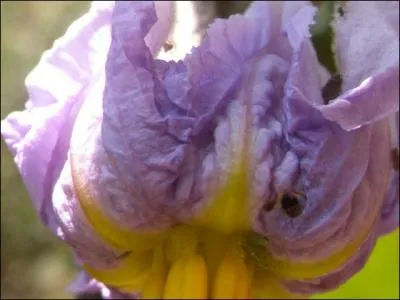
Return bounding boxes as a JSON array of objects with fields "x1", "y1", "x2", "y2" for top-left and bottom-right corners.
[
  {"x1": 212, "y1": 245, "x2": 250, "y2": 299},
  {"x1": 142, "y1": 246, "x2": 167, "y2": 299},
  {"x1": 165, "y1": 226, "x2": 199, "y2": 264},
  {"x1": 201, "y1": 230, "x2": 230, "y2": 287},
  {"x1": 163, "y1": 253, "x2": 208, "y2": 299}
]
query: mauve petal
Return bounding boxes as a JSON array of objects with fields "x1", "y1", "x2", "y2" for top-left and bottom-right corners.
[
  {"x1": 284, "y1": 229, "x2": 378, "y2": 294},
  {"x1": 70, "y1": 84, "x2": 173, "y2": 231},
  {"x1": 314, "y1": 1, "x2": 400, "y2": 132},
  {"x1": 24, "y1": 2, "x2": 114, "y2": 111},
  {"x1": 68, "y1": 270, "x2": 102, "y2": 296},
  {"x1": 244, "y1": 1, "x2": 316, "y2": 62},
  {"x1": 283, "y1": 1, "x2": 399, "y2": 133},
  {"x1": 259, "y1": 39, "x2": 393, "y2": 264},
  {"x1": 379, "y1": 111, "x2": 399, "y2": 234},
  {"x1": 318, "y1": 66, "x2": 399, "y2": 131},
  {"x1": 144, "y1": 2, "x2": 174, "y2": 56},
  {"x1": 52, "y1": 160, "x2": 124, "y2": 269},
  {"x1": 1, "y1": 110, "x2": 38, "y2": 156},
  {"x1": 379, "y1": 170, "x2": 399, "y2": 235},
  {"x1": 333, "y1": 1, "x2": 399, "y2": 93},
  {"x1": 100, "y1": 1, "x2": 288, "y2": 229},
  {"x1": 1, "y1": 2, "x2": 114, "y2": 228},
  {"x1": 66, "y1": 1, "x2": 179, "y2": 231},
  {"x1": 157, "y1": 1, "x2": 204, "y2": 62},
  {"x1": 282, "y1": 1, "x2": 317, "y2": 50}
]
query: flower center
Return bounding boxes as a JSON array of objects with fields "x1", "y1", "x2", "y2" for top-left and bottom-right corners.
[{"x1": 83, "y1": 224, "x2": 296, "y2": 299}]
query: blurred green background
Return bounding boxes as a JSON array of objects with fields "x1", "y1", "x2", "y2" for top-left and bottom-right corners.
[{"x1": 0, "y1": 1, "x2": 398, "y2": 299}]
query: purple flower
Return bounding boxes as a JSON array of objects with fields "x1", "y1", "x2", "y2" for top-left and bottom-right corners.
[{"x1": 2, "y1": 1, "x2": 398, "y2": 299}]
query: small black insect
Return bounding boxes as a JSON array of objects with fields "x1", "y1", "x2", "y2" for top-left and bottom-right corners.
[
  {"x1": 281, "y1": 193, "x2": 305, "y2": 218},
  {"x1": 338, "y1": 6, "x2": 345, "y2": 17},
  {"x1": 163, "y1": 42, "x2": 173, "y2": 52}
]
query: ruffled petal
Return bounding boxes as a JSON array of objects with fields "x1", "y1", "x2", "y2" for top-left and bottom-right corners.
[
  {"x1": 318, "y1": 66, "x2": 399, "y2": 131},
  {"x1": 310, "y1": 1, "x2": 399, "y2": 132},
  {"x1": 253, "y1": 0, "x2": 399, "y2": 288},
  {"x1": 379, "y1": 111, "x2": 399, "y2": 234},
  {"x1": 144, "y1": 2, "x2": 174, "y2": 56},
  {"x1": 333, "y1": 1, "x2": 399, "y2": 92},
  {"x1": 283, "y1": 229, "x2": 377, "y2": 294},
  {"x1": 281, "y1": 1, "x2": 317, "y2": 51},
  {"x1": 259, "y1": 38, "x2": 393, "y2": 268},
  {"x1": 1, "y1": 2, "x2": 114, "y2": 229},
  {"x1": 52, "y1": 159, "x2": 125, "y2": 269},
  {"x1": 157, "y1": 1, "x2": 203, "y2": 61},
  {"x1": 379, "y1": 170, "x2": 399, "y2": 235},
  {"x1": 100, "y1": 1, "x2": 288, "y2": 229}
]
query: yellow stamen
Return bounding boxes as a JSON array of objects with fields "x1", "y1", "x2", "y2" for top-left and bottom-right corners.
[
  {"x1": 212, "y1": 240, "x2": 250, "y2": 299},
  {"x1": 201, "y1": 230, "x2": 230, "y2": 287},
  {"x1": 163, "y1": 253, "x2": 208, "y2": 299},
  {"x1": 165, "y1": 226, "x2": 199, "y2": 264},
  {"x1": 142, "y1": 246, "x2": 167, "y2": 299}
]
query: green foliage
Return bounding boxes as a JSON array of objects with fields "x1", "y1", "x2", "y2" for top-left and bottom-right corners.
[
  {"x1": 310, "y1": 1, "x2": 338, "y2": 75},
  {"x1": 310, "y1": 1, "x2": 346, "y2": 103}
]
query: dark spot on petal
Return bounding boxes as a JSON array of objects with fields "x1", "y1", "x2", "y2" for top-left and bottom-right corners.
[
  {"x1": 322, "y1": 74, "x2": 343, "y2": 104},
  {"x1": 338, "y1": 6, "x2": 344, "y2": 16},
  {"x1": 337, "y1": 1, "x2": 348, "y2": 17},
  {"x1": 163, "y1": 42, "x2": 173, "y2": 52},
  {"x1": 281, "y1": 194, "x2": 304, "y2": 218},
  {"x1": 262, "y1": 200, "x2": 275, "y2": 212},
  {"x1": 392, "y1": 148, "x2": 399, "y2": 170}
]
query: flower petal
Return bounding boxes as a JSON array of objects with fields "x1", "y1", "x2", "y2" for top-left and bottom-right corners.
[
  {"x1": 282, "y1": 1, "x2": 317, "y2": 51},
  {"x1": 379, "y1": 169, "x2": 399, "y2": 235},
  {"x1": 144, "y1": 1, "x2": 174, "y2": 56},
  {"x1": 52, "y1": 160, "x2": 124, "y2": 269},
  {"x1": 283, "y1": 229, "x2": 377, "y2": 294},
  {"x1": 318, "y1": 66, "x2": 399, "y2": 131},
  {"x1": 1, "y1": 2, "x2": 113, "y2": 228},
  {"x1": 100, "y1": 0, "x2": 286, "y2": 228},
  {"x1": 259, "y1": 38, "x2": 393, "y2": 272},
  {"x1": 333, "y1": 1, "x2": 399, "y2": 92}
]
